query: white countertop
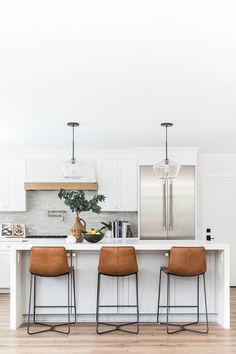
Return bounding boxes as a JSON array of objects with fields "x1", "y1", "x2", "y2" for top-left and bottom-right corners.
[{"x1": 7, "y1": 238, "x2": 229, "y2": 251}]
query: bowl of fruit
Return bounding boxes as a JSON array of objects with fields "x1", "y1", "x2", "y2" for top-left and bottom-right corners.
[{"x1": 83, "y1": 229, "x2": 104, "y2": 243}]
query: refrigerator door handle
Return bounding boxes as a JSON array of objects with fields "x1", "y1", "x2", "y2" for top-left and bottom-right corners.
[
  {"x1": 169, "y1": 181, "x2": 173, "y2": 230},
  {"x1": 162, "y1": 181, "x2": 167, "y2": 230}
]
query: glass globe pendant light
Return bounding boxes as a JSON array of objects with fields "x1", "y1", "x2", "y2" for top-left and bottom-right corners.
[
  {"x1": 61, "y1": 122, "x2": 84, "y2": 179},
  {"x1": 153, "y1": 123, "x2": 181, "y2": 180}
]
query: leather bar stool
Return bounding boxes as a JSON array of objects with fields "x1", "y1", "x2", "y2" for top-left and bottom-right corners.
[
  {"x1": 27, "y1": 247, "x2": 76, "y2": 335},
  {"x1": 96, "y1": 246, "x2": 139, "y2": 334},
  {"x1": 157, "y1": 247, "x2": 208, "y2": 334}
]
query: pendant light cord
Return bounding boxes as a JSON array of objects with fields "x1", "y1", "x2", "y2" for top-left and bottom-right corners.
[{"x1": 72, "y1": 125, "x2": 75, "y2": 162}]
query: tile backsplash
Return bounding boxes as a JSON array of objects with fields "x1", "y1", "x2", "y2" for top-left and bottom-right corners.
[{"x1": 0, "y1": 191, "x2": 138, "y2": 237}]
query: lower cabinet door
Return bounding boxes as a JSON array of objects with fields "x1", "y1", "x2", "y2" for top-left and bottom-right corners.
[{"x1": 0, "y1": 250, "x2": 10, "y2": 290}]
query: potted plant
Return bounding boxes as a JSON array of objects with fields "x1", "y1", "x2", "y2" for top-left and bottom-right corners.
[{"x1": 58, "y1": 189, "x2": 106, "y2": 242}]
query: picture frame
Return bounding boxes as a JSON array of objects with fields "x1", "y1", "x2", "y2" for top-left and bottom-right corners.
[
  {"x1": 12, "y1": 224, "x2": 25, "y2": 237},
  {"x1": 1, "y1": 223, "x2": 13, "y2": 237}
]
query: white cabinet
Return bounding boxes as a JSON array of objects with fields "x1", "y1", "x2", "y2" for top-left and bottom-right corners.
[
  {"x1": 96, "y1": 159, "x2": 137, "y2": 211},
  {"x1": 0, "y1": 246, "x2": 10, "y2": 291},
  {"x1": 96, "y1": 160, "x2": 118, "y2": 211},
  {"x1": 0, "y1": 159, "x2": 26, "y2": 211},
  {"x1": 119, "y1": 159, "x2": 137, "y2": 211},
  {"x1": 0, "y1": 159, "x2": 6, "y2": 210}
]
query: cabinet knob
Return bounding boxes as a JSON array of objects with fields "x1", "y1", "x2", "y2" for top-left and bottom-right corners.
[
  {"x1": 165, "y1": 252, "x2": 169, "y2": 257},
  {"x1": 72, "y1": 253, "x2": 76, "y2": 257},
  {"x1": 67, "y1": 253, "x2": 70, "y2": 257}
]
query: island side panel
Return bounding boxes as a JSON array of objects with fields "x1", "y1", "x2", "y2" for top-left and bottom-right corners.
[
  {"x1": 10, "y1": 248, "x2": 23, "y2": 329},
  {"x1": 216, "y1": 247, "x2": 230, "y2": 328}
]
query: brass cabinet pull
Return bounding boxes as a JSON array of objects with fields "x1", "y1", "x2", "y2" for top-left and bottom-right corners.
[{"x1": 67, "y1": 252, "x2": 76, "y2": 257}]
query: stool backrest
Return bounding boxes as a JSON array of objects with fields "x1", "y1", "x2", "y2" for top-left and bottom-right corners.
[
  {"x1": 167, "y1": 247, "x2": 206, "y2": 276},
  {"x1": 98, "y1": 246, "x2": 138, "y2": 276},
  {"x1": 29, "y1": 247, "x2": 70, "y2": 277}
]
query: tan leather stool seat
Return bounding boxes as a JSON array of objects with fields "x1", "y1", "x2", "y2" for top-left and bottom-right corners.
[
  {"x1": 29, "y1": 247, "x2": 71, "y2": 277},
  {"x1": 98, "y1": 246, "x2": 138, "y2": 276},
  {"x1": 165, "y1": 247, "x2": 206, "y2": 277}
]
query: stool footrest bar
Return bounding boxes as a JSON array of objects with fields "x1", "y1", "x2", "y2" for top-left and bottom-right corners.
[
  {"x1": 158, "y1": 305, "x2": 198, "y2": 308},
  {"x1": 98, "y1": 305, "x2": 137, "y2": 308},
  {"x1": 97, "y1": 321, "x2": 139, "y2": 334},
  {"x1": 159, "y1": 321, "x2": 208, "y2": 334}
]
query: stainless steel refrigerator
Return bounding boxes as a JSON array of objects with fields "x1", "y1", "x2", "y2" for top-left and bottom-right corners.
[{"x1": 140, "y1": 165, "x2": 195, "y2": 240}]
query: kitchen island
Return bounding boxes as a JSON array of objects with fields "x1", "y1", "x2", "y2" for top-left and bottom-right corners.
[{"x1": 9, "y1": 239, "x2": 230, "y2": 330}]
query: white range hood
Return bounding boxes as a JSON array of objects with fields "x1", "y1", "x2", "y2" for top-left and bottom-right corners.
[{"x1": 25, "y1": 158, "x2": 97, "y2": 191}]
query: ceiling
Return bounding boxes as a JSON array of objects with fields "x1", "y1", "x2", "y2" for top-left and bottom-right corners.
[{"x1": 0, "y1": 0, "x2": 236, "y2": 153}]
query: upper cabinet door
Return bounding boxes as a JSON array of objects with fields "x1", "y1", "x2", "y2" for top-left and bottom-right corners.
[
  {"x1": 7, "y1": 159, "x2": 26, "y2": 211},
  {"x1": 96, "y1": 159, "x2": 137, "y2": 212},
  {"x1": 97, "y1": 160, "x2": 118, "y2": 211},
  {"x1": 0, "y1": 160, "x2": 7, "y2": 210},
  {"x1": 118, "y1": 159, "x2": 137, "y2": 211},
  {"x1": 0, "y1": 158, "x2": 26, "y2": 212}
]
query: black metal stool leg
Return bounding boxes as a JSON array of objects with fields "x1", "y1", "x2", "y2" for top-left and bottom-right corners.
[
  {"x1": 33, "y1": 274, "x2": 36, "y2": 323},
  {"x1": 96, "y1": 273, "x2": 139, "y2": 335},
  {"x1": 52, "y1": 273, "x2": 71, "y2": 335},
  {"x1": 72, "y1": 268, "x2": 77, "y2": 324},
  {"x1": 96, "y1": 273, "x2": 119, "y2": 334},
  {"x1": 157, "y1": 268, "x2": 162, "y2": 323},
  {"x1": 66, "y1": 273, "x2": 71, "y2": 333},
  {"x1": 68, "y1": 273, "x2": 71, "y2": 333},
  {"x1": 166, "y1": 274, "x2": 174, "y2": 334},
  {"x1": 28, "y1": 274, "x2": 53, "y2": 335},
  {"x1": 135, "y1": 273, "x2": 139, "y2": 334},
  {"x1": 68, "y1": 268, "x2": 77, "y2": 325},
  {"x1": 27, "y1": 274, "x2": 33, "y2": 334},
  {"x1": 197, "y1": 275, "x2": 200, "y2": 323},
  {"x1": 203, "y1": 274, "x2": 209, "y2": 334},
  {"x1": 96, "y1": 273, "x2": 101, "y2": 334}
]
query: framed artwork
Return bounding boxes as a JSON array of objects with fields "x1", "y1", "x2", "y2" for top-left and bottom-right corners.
[
  {"x1": 12, "y1": 224, "x2": 25, "y2": 237},
  {"x1": 1, "y1": 223, "x2": 12, "y2": 237}
]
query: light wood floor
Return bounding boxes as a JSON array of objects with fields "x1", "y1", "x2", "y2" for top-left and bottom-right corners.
[{"x1": 0, "y1": 291, "x2": 236, "y2": 354}]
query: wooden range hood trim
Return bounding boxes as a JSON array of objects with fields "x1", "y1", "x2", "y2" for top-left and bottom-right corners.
[{"x1": 24, "y1": 182, "x2": 98, "y2": 191}]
